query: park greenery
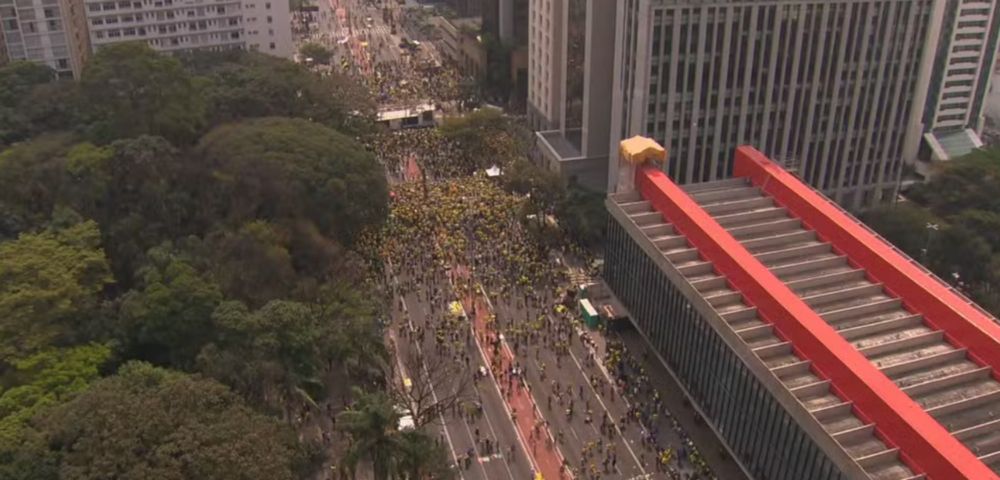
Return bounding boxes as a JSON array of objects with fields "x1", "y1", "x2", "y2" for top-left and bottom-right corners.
[
  {"x1": 0, "y1": 44, "x2": 450, "y2": 479},
  {"x1": 862, "y1": 148, "x2": 1000, "y2": 315}
]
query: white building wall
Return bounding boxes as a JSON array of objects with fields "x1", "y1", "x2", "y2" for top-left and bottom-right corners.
[
  {"x1": 527, "y1": 0, "x2": 564, "y2": 130},
  {"x1": 0, "y1": 0, "x2": 81, "y2": 77},
  {"x1": 243, "y1": 0, "x2": 291, "y2": 58}
]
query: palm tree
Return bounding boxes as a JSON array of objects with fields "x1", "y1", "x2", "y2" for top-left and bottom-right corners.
[
  {"x1": 336, "y1": 388, "x2": 402, "y2": 480},
  {"x1": 396, "y1": 430, "x2": 454, "y2": 480}
]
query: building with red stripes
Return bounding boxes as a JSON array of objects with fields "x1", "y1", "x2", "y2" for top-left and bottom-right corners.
[{"x1": 604, "y1": 143, "x2": 1000, "y2": 480}]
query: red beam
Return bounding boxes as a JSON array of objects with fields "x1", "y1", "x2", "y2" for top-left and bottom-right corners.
[
  {"x1": 734, "y1": 146, "x2": 1000, "y2": 382},
  {"x1": 634, "y1": 166, "x2": 997, "y2": 480}
]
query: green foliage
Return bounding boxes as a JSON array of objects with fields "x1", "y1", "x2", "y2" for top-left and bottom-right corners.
[
  {"x1": 338, "y1": 388, "x2": 452, "y2": 480},
  {"x1": 182, "y1": 50, "x2": 374, "y2": 133},
  {"x1": 199, "y1": 293, "x2": 383, "y2": 411},
  {"x1": 0, "y1": 62, "x2": 58, "y2": 145},
  {"x1": 0, "y1": 133, "x2": 79, "y2": 236},
  {"x1": 81, "y1": 43, "x2": 206, "y2": 144},
  {"x1": 118, "y1": 245, "x2": 222, "y2": 368},
  {"x1": 196, "y1": 117, "x2": 388, "y2": 245},
  {"x1": 0, "y1": 344, "x2": 111, "y2": 449},
  {"x1": 35, "y1": 362, "x2": 308, "y2": 480},
  {"x1": 0, "y1": 222, "x2": 112, "y2": 362},
  {"x1": 439, "y1": 109, "x2": 529, "y2": 171},
  {"x1": 864, "y1": 148, "x2": 1000, "y2": 317},
  {"x1": 558, "y1": 184, "x2": 608, "y2": 250},
  {"x1": 299, "y1": 42, "x2": 333, "y2": 64}
]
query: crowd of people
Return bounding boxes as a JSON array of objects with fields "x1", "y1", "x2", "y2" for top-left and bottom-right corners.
[{"x1": 366, "y1": 129, "x2": 468, "y2": 181}]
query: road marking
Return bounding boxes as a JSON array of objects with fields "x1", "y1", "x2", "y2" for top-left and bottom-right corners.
[
  {"x1": 398, "y1": 295, "x2": 466, "y2": 480},
  {"x1": 566, "y1": 346, "x2": 646, "y2": 476}
]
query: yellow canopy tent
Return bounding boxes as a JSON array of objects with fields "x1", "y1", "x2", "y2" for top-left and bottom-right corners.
[{"x1": 619, "y1": 136, "x2": 667, "y2": 166}]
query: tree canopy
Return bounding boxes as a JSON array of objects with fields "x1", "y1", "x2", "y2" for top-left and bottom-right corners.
[
  {"x1": 0, "y1": 44, "x2": 390, "y2": 480},
  {"x1": 863, "y1": 148, "x2": 1000, "y2": 315},
  {"x1": 196, "y1": 117, "x2": 388, "y2": 245},
  {"x1": 35, "y1": 362, "x2": 309, "y2": 480}
]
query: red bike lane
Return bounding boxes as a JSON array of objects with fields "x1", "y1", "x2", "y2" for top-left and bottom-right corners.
[{"x1": 454, "y1": 267, "x2": 570, "y2": 480}]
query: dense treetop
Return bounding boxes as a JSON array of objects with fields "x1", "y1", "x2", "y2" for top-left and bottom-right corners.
[
  {"x1": 0, "y1": 44, "x2": 389, "y2": 478},
  {"x1": 863, "y1": 148, "x2": 1000, "y2": 314}
]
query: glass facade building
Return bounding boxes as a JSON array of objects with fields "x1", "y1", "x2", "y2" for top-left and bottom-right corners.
[{"x1": 604, "y1": 218, "x2": 847, "y2": 480}]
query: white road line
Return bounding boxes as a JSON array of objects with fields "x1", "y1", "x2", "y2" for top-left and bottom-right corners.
[
  {"x1": 399, "y1": 295, "x2": 466, "y2": 480},
  {"x1": 567, "y1": 346, "x2": 646, "y2": 476},
  {"x1": 468, "y1": 383, "x2": 517, "y2": 480}
]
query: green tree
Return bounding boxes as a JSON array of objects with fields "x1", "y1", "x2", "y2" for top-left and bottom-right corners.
[
  {"x1": 0, "y1": 344, "x2": 111, "y2": 449},
  {"x1": 34, "y1": 361, "x2": 308, "y2": 480},
  {"x1": 337, "y1": 388, "x2": 402, "y2": 480},
  {"x1": 860, "y1": 203, "x2": 943, "y2": 259},
  {"x1": 0, "y1": 62, "x2": 57, "y2": 145},
  {"x1": 81, "y1": 43, "x2": 206, "y2": 144},
  {"x1": 557, "y1": 184, "x2": 608, "y2": 250},
  {"x1": 909, "y1": 148, "x2": 1000, "y2": 216},
  {"x1": 439, "y1": 109, "x2": 528, "y2": 173},
  {"x1": 396, "y1": 430, "x2": 454, "y2": 480},
  {"x1": 118, "y1": 245, "x2": 223, "y2": 368},
  {"x1": 202, "y1": 221, "x2": 298, "y2": 307},
  {"x1": 183, "y1": 50, "x2": 374, "y2": 133},
  {"x1": 0, "y1": 133, "x2": 79, "y2": 236},
  {"x1": 299, "y1": 42, "x2": 333, "y2": 64},
  {"x1": 196, "y1": 117, "x2": 388, "y2": 245},
  {"x1": 199, "y1": 300, "x2": 331, "y2": 415},
  {"x1": 0, "y1": 222, "x2": 112, "y2": 362}
]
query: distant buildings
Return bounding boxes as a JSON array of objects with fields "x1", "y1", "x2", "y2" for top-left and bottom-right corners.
[
  {"x1": 0, "y1": 0, "x2": 292, "y2": 78},
  {"x1": 531, "y1": 0, "x2": 1000, "y2": 209},
  {"x1": 483, "y1": 0, "x2": 528, "y2": 111},
  {"x1": 530, "y1": 0, "x2": 615, "y2": 191},
  {"x1": 917, "y1": 0, "x2": 1000, "y2": 175},
  {"x1": 0, "y1": 0, "x2": 91, "y2": 77},
  {"x1": 84, "y1": 0, "x2": 292, "y2": 57},
  {"x1": 435, "y1": 16, "x2": 486, "y2": 78}
]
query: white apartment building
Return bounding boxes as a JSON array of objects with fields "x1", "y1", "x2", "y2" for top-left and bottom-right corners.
[
  {"x1": 918, "y1": 0, "x2": 1000, "y2": 172},
  {"x1": 242, "y1": 0, "x2": 291, "y2": 57},
  {"x1": 527, "y1": 0, "x2": 564, "y2": 131},
  {"x1": 0, "y1": 0, "x2": 90, "y2": 77},
  {"x1": 83, "y1": 0, "x2": 291, "y2": 57}
]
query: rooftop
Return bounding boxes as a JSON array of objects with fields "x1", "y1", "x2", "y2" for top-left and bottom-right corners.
[{"x1": 608, "y1": 146, "x2": 1000, "y2": 480}]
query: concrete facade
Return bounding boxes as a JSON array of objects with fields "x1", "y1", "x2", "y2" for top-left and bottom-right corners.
[
  {"x1": 608, "y1": 0, "x2": 942, "y2": 210},
  {"x1": 0, "y1": 0, "x2": 90, "y2": 77},
  {"x1": 83, "y1": 0, "x2": 292, "y2": 57}
]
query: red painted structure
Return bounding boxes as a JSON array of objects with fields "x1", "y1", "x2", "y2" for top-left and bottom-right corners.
[
  {"x1": 634, "y1": 162, "x2": 998, "y2": 480},
  {"x1": 733, "y1": 146, "x2": 1000, "y2": 381}
]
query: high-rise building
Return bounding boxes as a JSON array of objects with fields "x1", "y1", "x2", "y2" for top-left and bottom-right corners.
[
  {"x1": 483, "y1": 0, "x2": 528, "y2": 111},
  {"x1": 0, "y1": 0, "x2": 91, "y2": 78},
  {"x1": 606, "y1": 139, "x2": 1000, "y2": 480},
  {"x1": 917, "y1": 0, "x2": 1000, "y2": 174},
  {"x1": 530, "y1": 0, "x2": 615, "y2": 190},
  {"x1": 607, "y1": 0, "x2": 945, "y2": 210},
  {"x1": 82, "y1": 0, "x2": 292, "y2": 57}
]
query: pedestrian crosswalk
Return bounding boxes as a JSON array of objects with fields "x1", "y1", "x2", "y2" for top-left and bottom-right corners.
[
  {"x1": 359, "y1": 24, "x2": 391, "y2": 37},
  {"x1": 567, "y1": 267, "x2": 591, "y2": 287}
]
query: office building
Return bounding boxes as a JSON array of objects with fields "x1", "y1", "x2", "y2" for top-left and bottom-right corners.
[
  {"x1": 606, "y1": 0, "x2": 947, "y2": 210},
  {"x1": 531, "y1": 0, "x2": 616, "y2": 190},
  {"x1": 83, "y1": 0, "x2": 292, "y2": 57},
  {"x1": 918, "y1": 0, "x2": 1000, "y2": 174},
  {"x1": 0, "y1": 0, "x2": 90, "y2": 78},
  {"x1": 483, "y1": 0, "x2": 528, "y2": 111},
  {"x1": 605, "y1": 138, "x2": 1000, "y2": 479}
]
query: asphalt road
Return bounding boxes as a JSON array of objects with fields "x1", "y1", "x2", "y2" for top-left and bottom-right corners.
[{"x1": 390, "y1": 269, "x2": 535, "y2": 480}]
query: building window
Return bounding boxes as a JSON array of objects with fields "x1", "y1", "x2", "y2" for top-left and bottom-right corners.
[
  {"x1": 264, "y1": 2, "x2": 270, "y2": 7},
  {"x1": 269, "y1": 41, "x2": 275, "y2": 49},
  {"x1": 266, "y1": 15, "x2": 271, "y2": 23}
]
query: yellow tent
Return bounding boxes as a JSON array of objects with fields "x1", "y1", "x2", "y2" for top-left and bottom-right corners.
[
  {"x1": 619, "y1": 136, "x2": 667, "y2": 166},
  {"x1": 534, "y1": 474, "x2": 544, "y2": 480},
  {"x1": 448, "y1": 301, "x2": 465, "y2": 317}
]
